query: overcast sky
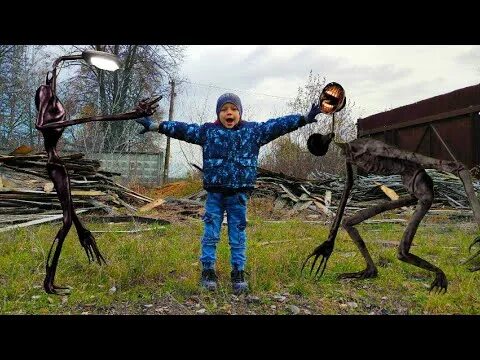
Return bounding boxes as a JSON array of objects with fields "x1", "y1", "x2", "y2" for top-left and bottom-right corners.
[
  {"x1": 177, "y1": 45, "x2": 480, "y2": 120},
  {"x1": 165, "y1": 45, "x2": 480, "y2": 177}
]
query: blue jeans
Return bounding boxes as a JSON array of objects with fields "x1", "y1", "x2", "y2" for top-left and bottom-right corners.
[{"x1": 200, "y1": 191, "x2": 249, "y2": 271}]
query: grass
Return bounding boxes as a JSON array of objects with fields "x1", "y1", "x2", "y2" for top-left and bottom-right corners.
[{"x1": 1, "y1": 210, "x2": 480, "y2": 315}]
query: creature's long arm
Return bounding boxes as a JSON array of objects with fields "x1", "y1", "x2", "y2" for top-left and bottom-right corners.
[
  {"x1": 302, "y1": 160, "x2": 354, "y2": 277},
  {"x1": 39, "y1": 111, "x2": 144, "y2": 129},
  {"x1": 38, "y1": 96, "x2": 161, "y2": 130},
  {"x1": 328, "y1": 160, "x2": 354, "y2": 243}
]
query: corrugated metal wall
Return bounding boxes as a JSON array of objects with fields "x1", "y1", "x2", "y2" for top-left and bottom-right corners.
[{"x1": 357, "y1": 84, "x2": 480, "y2": 168}]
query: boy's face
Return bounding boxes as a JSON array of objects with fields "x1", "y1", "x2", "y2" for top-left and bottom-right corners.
[{"x1": 218, "y1": 102, "x2": 241, "y2": 129}]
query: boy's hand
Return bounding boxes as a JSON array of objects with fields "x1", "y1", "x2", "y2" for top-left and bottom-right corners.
[
  {"x1": 306, "y1": 103, "x2": 321, "y2": 123},
  {"x1": 136, "y1": 116, "x2": 159, "y2": 134}
]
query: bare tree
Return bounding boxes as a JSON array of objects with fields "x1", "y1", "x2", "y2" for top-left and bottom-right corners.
[
  {"x1": 259, "y1": 71, "x2": 357, "y2": 178},
  {"x1": 58, "y1": 45, "x2": 186, "y2": 154},
  {"x1": 0, "y1": 45, "x2": 50, "y2": 150}
]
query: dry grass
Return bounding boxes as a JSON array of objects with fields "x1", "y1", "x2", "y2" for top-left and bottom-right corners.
[
  {"x1": 1, "y1": 209, "x2": 480, "y2": 315},
  {"x1": 2, "y1": 179, "x2": 480, "y2": 315}
]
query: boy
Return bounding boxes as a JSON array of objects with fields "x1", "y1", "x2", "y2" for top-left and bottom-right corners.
[{"x1": 137, "y1": 93, "x2": 320, "y2": 294}]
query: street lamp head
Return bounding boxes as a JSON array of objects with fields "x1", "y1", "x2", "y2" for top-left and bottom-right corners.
[{"x1": 82, "y1": 50, "x2": 121, "y2": 71}]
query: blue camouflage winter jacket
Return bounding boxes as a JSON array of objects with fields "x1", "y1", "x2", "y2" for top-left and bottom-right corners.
[{"x1": 158, "y1": 114, "x2": 313, "y2": 192}]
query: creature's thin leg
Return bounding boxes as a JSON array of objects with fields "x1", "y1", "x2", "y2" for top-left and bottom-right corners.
[
  {"x1": 44, "y1": 162, "x2": 74, "y2": 295},
  {"x1": 396, "y1": 170, "x2": 447, "y2": 293},
  {"x1": 72, "y1": 212, "x2": 106, "y2": 265},
  {"x1": 339, "y1": 195, "x2": 418, "y2": 280}
]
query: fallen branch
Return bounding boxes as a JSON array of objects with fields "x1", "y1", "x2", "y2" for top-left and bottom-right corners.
[
  {"x1": 0, "y1": 209, "x2": 89, "y2": 233},
  {"x1": 257, "y1": 240, "x2": 293, "y2": 246},
  {"x1": 90, "y1": 227, "x2": 161, "y2": 234}
]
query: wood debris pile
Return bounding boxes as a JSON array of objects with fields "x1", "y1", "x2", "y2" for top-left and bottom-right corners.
[
  {"x1": 184, "y1": 167, "x2": 480, "y2": 220},
  {"x1": 0, "y1": 152, "x2": 154, "y2": 231},
  {"x1": 3, "y1": 149, "x2": 479, "y2": 228}
]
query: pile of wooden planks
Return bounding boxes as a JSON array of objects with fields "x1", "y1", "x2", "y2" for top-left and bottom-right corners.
[
  {"x1": 185, "y1": 167, "x2": 480, "y2": 219},
  {"x1": 0, "y1": 152, "x2": 154, "y2": 231},
  {"x1": 3, "y1": 150, "x2": 479, "y2": 228}
]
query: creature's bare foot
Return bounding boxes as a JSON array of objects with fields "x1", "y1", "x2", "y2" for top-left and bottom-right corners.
[
  {"x1": 79, "y1": 230, "x2": 107, "y2": 265},
  {"x1": 429, "y1": 271, "x2": 447, "y2": 294},
  {"x1": 44, "y1": 277, "x2": 71, "y2": 295},
  {"x1": 301, "y1": 240, "x2": 334, "y2": 279},
  {"x1": 338, "y1": 267, "x2": 378, "y2": 280}
]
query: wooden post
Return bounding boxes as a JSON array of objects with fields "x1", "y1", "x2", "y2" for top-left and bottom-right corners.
[{"x1": 163, "y1": 80, "x2": 175, "y2": 185}]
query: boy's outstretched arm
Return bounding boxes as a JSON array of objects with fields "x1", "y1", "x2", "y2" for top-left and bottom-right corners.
[
  {"x1": 257, "y1": 103, "x2": 321, "y2": 146},
  {"x1": 136, "y1": 116, "x2": 205, "y2": 145}
]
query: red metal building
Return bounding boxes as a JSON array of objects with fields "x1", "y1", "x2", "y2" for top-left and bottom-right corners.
[{"x1": 357, "y1": 83, "x2": 480, "y2": 169}]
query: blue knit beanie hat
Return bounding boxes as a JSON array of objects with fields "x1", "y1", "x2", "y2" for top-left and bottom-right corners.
[{"x1": 216, "y1": 93, "x2": 243, "y2": 119}]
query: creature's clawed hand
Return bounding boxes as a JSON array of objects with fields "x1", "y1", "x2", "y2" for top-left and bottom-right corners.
[
  {"x1": 79, "y1": 229, "x2": 106, "y2": 265},
  {"x1": 301, "y1": 240, "x2": 334, "y2": 279},
  {"x1": 135, "y1": 95, "x2": 162, "y2": 117}
]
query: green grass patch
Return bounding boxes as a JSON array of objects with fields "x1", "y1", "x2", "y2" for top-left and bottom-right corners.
[{"x1": 1, "y1": 217, "x2": 479, "y2": 314}]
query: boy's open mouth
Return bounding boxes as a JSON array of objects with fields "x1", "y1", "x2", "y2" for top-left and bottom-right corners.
[{"x1": 225, "y1": 118, "x2": 235, "y2": 125}]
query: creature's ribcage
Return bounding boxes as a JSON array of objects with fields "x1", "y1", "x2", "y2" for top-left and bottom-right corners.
[
  {"x1": 352, "y1": 153, "x2": 421, "y2": 176},
  {"x1": 35, "y1": 84, "x2": 66, "y2": 136}
]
